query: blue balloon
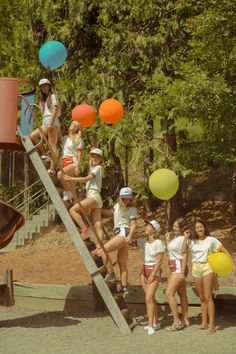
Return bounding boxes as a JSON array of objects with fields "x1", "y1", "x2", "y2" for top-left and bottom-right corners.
[{"x1": 39, "y1": 41, "x2": 67, "y2": 70}]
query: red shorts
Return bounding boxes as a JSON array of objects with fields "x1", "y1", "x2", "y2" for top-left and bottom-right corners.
[
  {"x1": 169, "y1": 259, "x2": 188, "y2": 277},
  {"x1": 140, "y1": 264, "x2": 160, "y2": 280},
  {"x1": 63, "y1": 157, "x2": 75, "y2": 168}
]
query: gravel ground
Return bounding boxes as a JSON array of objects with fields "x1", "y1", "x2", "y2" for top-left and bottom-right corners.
[{"x1": 0, "y1": 306, "x2": 235, "y2": 354}]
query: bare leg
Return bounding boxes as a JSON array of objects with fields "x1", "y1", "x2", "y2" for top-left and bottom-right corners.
[
  {"x1": 177, "y1": 280, "x2": 189, "y2": 326},
  {"x1": 69, "y1": 198, "x2": 97, "y2": 230},
  {"x1": 117, "y1": 244, "x2": 128, "y2": 287},
  {"x1": 48, "y1": 125, "x2": 59, "y2": 170},
  {"x1": 30, "y1": 127, "x2": 48, "y2": 155},
  {"x1": 166, "y1": 273, "x2": 183, "y2": 325},
  {"x1": 194, "y1": 276, "x2": 208, "y2": 328},
  {"x1": 90, "y1": 208, "x2": 104, "y2": 243},
  {"x1": 146, "y1": 279, "x2": 160, "y2": 327},
  {"x1": 203, "y1": 273, "x2": 215, "y2": 332},
  {"x1": 101, "y1": 237, "x2": 127, "y2": 274},
  {"x1": 57, "y1": 164, "x2": 78, "y2": 199}
]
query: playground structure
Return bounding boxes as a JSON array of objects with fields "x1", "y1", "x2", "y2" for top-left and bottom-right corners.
[{"x1": 0, "y1": 77, "x2": 136, "y2": 334}]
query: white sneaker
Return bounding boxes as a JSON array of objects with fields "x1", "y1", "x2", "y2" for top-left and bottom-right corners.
[
  {"x1": 148, "y1": 327, "x2": 156, "y2": 336},
  {"x1": 144, "y1": 323, "x2": 161, "y2": 331},
  {"x1": 63, "y1": 191, "x2": 73, "y2": 202},
  {"x1": 41, "y1": 155, "x2": 50, "y2": 163}
]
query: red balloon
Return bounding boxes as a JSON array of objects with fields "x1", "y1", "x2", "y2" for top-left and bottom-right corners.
[
  {"x1": 99, "y1": 98, "x2": 124, "y2": 125},
  {"x1": 72, "y1": 104, "x2": 96, "y2": 128}
]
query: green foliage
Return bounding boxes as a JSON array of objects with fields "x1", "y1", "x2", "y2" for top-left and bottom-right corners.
[{"x1": 1, "y1": 0, "x2": 236, "y2": 202}]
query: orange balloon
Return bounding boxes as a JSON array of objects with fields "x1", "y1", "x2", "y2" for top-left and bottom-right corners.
[
  {"x1": 72, "y1": 104, "x2": 96, "y2": 128},
  {"x1": 99, "y1": 98, "x2": 124, "y2": 124}
]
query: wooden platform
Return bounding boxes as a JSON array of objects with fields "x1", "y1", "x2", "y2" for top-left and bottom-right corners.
[{"x1": 9, "y1": 282, "x2": 236, "y2": 313}]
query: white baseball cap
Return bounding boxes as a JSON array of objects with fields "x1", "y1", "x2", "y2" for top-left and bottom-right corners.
[
  {"x1": 39, "y1": 78, "x2": 51, "y2": 86},
  {"x1": 147, "y1": 219, "x2": 161, "y2": 232},
  {"x1": 90, "y1": 148, "x2": 103, "y2": 157},
  {"x1": 119, "y1": 187, "x2": 133, "y2": 199}
]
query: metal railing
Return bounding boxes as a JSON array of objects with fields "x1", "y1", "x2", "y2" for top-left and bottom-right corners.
[{"x1": 7, "y1": 179, "x2": 51, "y2": 221}]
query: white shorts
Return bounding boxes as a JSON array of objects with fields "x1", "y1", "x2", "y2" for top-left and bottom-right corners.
[
  {"x1": 86, "y1": 190, "x2": 103, "y2": 208},
  {"x1": 114, "y1": 227, "x2": 129, "y2": 238},
  {"x1": 43, "y1": 116, "x2": 60, "y2": 128}
]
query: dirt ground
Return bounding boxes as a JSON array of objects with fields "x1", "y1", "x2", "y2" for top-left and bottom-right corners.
[
  {"x1": 0, "y1": 305, "x2": 236, "y2": 354},
  {"x1": 0, "y1": 204, "x2": 236, "y2": 354},
  {"x1": 0, "y1": 223, "x2": 235, "y2": 287}
]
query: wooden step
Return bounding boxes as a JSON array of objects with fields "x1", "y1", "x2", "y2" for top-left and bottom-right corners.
[{"x1": 121, "y1": 309, "x2": 136, "y2": 330}]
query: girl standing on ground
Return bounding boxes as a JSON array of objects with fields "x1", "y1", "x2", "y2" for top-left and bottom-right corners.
[
  {"x1": 165, "y1": 218, "x2": 189, "y2": 331},
  {"x1": 30, "y1": 78, "x2": 61, "y2": 175},
  {"x1": 64, "y1": 147, "x2": 104, "y2": 241},
  {"x1": 100, "y1": 187, "x2": 137, "y2": 295},
  {"x1": 137, "y1": 220, "x2": 165, "y2": 336},
  {"x1": 182, "y1": 219, "x2": 236, "y2": 334},
  {"x1": 57, "y1": 121, "x2": 84, "y2": 203}
]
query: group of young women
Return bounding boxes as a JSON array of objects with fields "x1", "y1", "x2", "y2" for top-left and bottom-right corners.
[
  {"x1": 139, "y1": 217, "x2": 235, "y2": 336},
  {"x1": 30, "y1": 78, "x2": 236, "y2": 337}
]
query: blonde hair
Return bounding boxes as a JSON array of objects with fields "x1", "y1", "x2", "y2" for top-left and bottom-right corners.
[
  {"x1": 69, "y1": 121, "x2": 83, "y2": 145},
  {"x1": 118, "y1": 197, "x2": 134, "y2": 212}
]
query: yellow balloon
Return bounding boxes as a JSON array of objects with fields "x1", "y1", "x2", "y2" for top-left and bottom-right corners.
[
  {"x1": 208, "y1": 252, "x2": 233, "y2": 276},
  {"x1": 149, "y1": 169, "x2": 179, "y2": 200}
]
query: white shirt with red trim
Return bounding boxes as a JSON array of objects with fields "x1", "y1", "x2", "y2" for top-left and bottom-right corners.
[
  {"x1": 137, "y1": 239, "x2": 165, "y2": 265},
  {"x1": 189, "y1": 236, "x2": 222, "y2": 263},
  {"x1": 62, "y1": 135, "x2": 84, "y2": 159},
  {"x1": 167, "y1": 236, "x2": 185, "y2": 261}
]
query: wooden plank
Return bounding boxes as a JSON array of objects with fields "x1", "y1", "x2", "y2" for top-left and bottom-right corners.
[
  {"x1": 22, "y1": 137, "x2": 132, "y2": 335},
  {"x1": 14, "y1": 283, "x2": 94, "y2": 301},
  {"x1": 14, "y1": 283, "x2": 235, "y2": 305}
]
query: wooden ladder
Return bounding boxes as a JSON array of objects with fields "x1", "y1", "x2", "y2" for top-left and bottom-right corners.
[{"x1": 21, "y1": 135, "x2": 136, "y2": 334}]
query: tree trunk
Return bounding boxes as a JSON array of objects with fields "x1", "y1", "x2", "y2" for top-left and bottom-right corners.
[
  {"x1": 144, "y1": 115, "x2": 155, "y2": 213},
  {"x1": 102, "y1": 138, "x2": 124, "y2": 206},
  {"x1": 161, "y1": 117, "x2": 183, "y2": 225},
  {"x1": 231, "y1": 166, "x2": 236, "y2": 224}
]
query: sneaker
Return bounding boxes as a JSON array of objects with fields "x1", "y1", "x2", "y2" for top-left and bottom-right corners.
[
  {"x1": 81, "y1": 228, "x2": 90, "y2": 240},
  {"x1": 104, "y1": 273, "x2": 117, "y2": 283},
  {"x1": 148, "y1": 327, "x2": 156, "y2": 336},
  {"x1": 121, "y1": 286, "x2": 129, "y2": 295},
  {"x1": 41, "y1": 155, "x2": 51, "y2": 163},
  {"x1": 47, "y1": 168, "x2": 56, "y2": 176},
  {"x1": 144, "y1": 323, "x2": 161, "y2": 331},
  {"x1": 63, "y1": 191, "x2": 73, "y2": 202}
]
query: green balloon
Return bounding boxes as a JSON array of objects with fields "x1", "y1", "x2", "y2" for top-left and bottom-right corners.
[{"x1": 149, "y1": 169, "x2": 179, "y2": 200}]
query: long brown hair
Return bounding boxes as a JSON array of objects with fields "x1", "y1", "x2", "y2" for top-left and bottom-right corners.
[
  {"x1": 192, "y1": 219, "x2": 210, "y2": 240},
  {"x1": 39, "y1": 85, "x2": 59, "y2": 112}
]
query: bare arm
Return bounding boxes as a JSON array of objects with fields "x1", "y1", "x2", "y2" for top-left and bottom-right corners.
[
  {"x1": 64, "y1": 172, "x2": 95, "y2": 183},
  {"x1": 74, "y1": 150, "x2": 83, "y2": 176},
  {"x1": 48, "y1": 105, "x2": 59, "y2": 128},
  {"x1": 147, "y1": 253, "x2": 164, "y2": 284},
  {"x1": 101, "y1": 208, "x2": 114, "y2": 218},
  {"x1": 181, "y1": 235, "x2": 189, "y2": 254},
  {"x1": 221, "y1": 245, "x2": 236, "y2": 274},
  {"x1": 126, "y1": 219, "x2": 137, "y2": 244}
]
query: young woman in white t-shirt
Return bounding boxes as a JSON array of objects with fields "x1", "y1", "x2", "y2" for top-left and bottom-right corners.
[
  {"x1": 30, "y1": 79, "x2": 61, "y2": 175},
  {"x1": 182, "y1": 219, "x2": 235, "y2": 334},
  {"x1": 100, "y1": 187, "x2": 137, "y2": 294},
  {"x1": 165, "y1": 218, "x2": 189, "y2": 331},
  {"x1": 137, "y1": 220, "x2": 165, "y2": 336},
  {"x1": 64, "y1": 148, "x2": 104, "y2": 241},
  {"x1": 57, "y1": 121, "x2": 84, "y2": 203}
]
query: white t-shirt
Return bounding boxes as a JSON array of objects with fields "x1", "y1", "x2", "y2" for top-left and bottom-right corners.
[
  {"x1": 86, "y1": 165, "x2": 103, "y2": 193},
  {"x1": 62, "y1": 135, "x2": 84, "y2": 159},
  {"x1": 189, "y1": 236, "x2": 222, "y2": 263},
  {"x1": 113, "y1": 203, "x2": 137, "y2": 229},
  {"x1": 167, "y1": 236, "x2": 185, "y2": 261},
  {"x1": 43, "y1": 93, "x2": 61, "y2": 118},
  {"x1": 137, "y1": 239, "x2": 166, "y2": 265}
]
